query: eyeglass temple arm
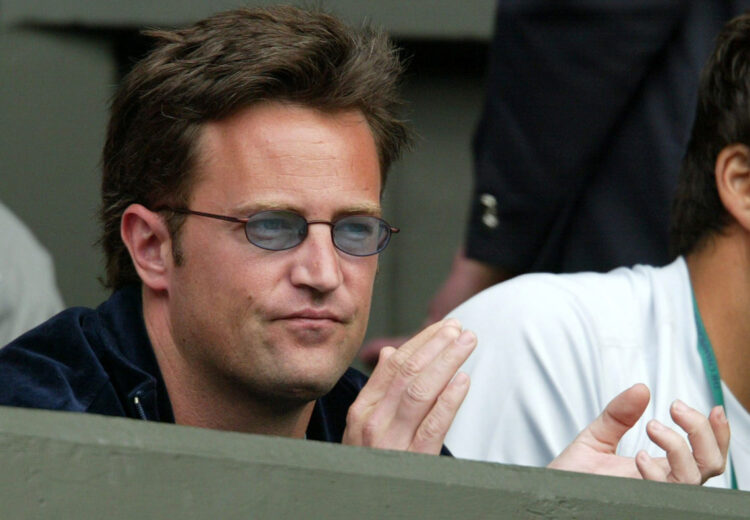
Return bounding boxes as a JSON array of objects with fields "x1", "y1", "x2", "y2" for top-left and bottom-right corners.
[{"x1": 156, "y1": 207, "x2": 249, "y2": 224}]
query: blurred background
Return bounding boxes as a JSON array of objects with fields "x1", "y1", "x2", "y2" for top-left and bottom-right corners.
[{"x1": 0, "y1": 0, "x2": 494, "y2": 341}]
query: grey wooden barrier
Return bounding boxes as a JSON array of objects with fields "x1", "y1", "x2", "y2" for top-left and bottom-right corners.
[{"x1": 1, "y1": 405, "x2": 748, "y2": 519}]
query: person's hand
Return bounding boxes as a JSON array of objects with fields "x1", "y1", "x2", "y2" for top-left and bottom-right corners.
[
  {"x1": 343, "y1": 319, "x2": 476, "y2": 453},
  {"x1": 358, "y1": 248, "x2": 508, "y2": 366},
  {"x1": 548, "y1": 384, "x2": 730, "y2": 484}
]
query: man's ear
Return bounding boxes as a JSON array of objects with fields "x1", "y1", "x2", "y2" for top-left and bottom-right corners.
[
  {"x1": 716, "y1": 143, "x2": 750, "y2": 231},
  {"x1": 120, "y1": 204, "x2": 172, "y2": 292}
]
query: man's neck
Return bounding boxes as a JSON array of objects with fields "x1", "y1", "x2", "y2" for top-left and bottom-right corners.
[
  {"x1": 140, "y1": 287, "x2": 315, "y2": 438},
  {"x1": 687, "y1": 227, "x2": 750, "y2": 412}
]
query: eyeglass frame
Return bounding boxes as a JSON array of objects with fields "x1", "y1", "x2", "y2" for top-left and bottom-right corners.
[{"x1": 155, "y1": 207, "x2": 400, "y2": 257}]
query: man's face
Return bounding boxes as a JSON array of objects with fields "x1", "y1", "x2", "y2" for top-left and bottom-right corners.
[{"x1": 166, "y1": 102, "x2": 382, "y2": 405}]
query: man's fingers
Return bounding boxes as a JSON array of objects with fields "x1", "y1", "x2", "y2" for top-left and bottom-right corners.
[
  {"x1": 342, "y1": 346, "x2": 396, "y2": 446},
  {"x1": 669, "y1": 400, "x2": 727, "y2": 481},
  {"x1": 410, "y1": 372, "x2": 471, "y2": 453},
  {"x1": 398, "y1": 319, "x2": 462, "y2": 359},
  {"x1": 709, "y1": 405, "x2": 731, "y2": 470},
  {"x1": 395, "y1": 324, "x2": 463, "y2": 382},
  {"x1": 646, "y1": 418, "x2": 702, "y2": 484},
  {"x1": 344, "y1": 320, "x2": 474, "y2": 452},
  {"x1": 353, "y1": 320, "x2": 457, "y2": 410},
  {"x1": 635, "y1": 450, "x2": 669, "y2": 481},
  {"x1": 374, "y1": 328, "x2": 476, "y2": 449},
  {"x1": 581, "y1": 383, "x2": 650, "y2": 453},
  {"x1": 548, "y1": 387, "x2": 729, "y2": 486},
  {"x1": 372, "y1": 324, "x2": 463, "y2": 426},
  {"x1": 352, "y1": 345, "x2": 398, "y2": 407},
  {"x1": 394, "y1": 329, "x2": 475, "y2": 423}
]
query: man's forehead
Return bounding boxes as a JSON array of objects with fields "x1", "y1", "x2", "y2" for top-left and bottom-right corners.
[
  {"x1": 188, "y1": 102, "x2": 383, "y2": 206},
  {"x1": 196, "y1": 103, "x2": 376, "y2": 164},
  {"x1": 200, "y1": 102, "x2": 371, "y2": 143}
]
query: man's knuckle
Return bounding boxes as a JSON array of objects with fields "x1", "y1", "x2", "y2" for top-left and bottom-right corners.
[
  {"x1": 387, "y1": 349, "x2": 408, "y2": 372},
  {"x1": 436, "y1": 326, "x2": 461, "y2": 343},
  {"x1": 360, "y1": 418, "x2": 380, "y2": 445},
  {"x1": 404, "y1": 380, "x2": 432, "y2": 405},
  {"x1": 416, "y1": 414, "x2": 444, "y2": 444},
  {"x1": 700, "y1": 454, "x2": 725, "y2": 476},
  {"x1": 671, "y1": 465, "x2": 702, "y2": 485},
  {"x1": 684, "y1": 421, "x2": 705, "y2": 439},
  {"x1": 688, "y1": 467, "x2": 702, "y2": 484},
  {"x1": 399, "y1": 356, "x2": 422, "y2": 379},
  {"x1": 438, "y1": 385, "x2": 460, "y2": 408},
  {"x1": 346, "y1": 403, "x2": 364, "y2": 426},
  {"x1": 438, "y1": 345, "x2": 462, "y2": 367}
]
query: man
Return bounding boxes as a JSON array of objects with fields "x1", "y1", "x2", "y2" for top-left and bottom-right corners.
[
  {"x1": 0, "y1": 6, "x2": 725, "y2": 482},
  {"x1": 445, "y1": 12, "x2": 750, "y2": 490}
]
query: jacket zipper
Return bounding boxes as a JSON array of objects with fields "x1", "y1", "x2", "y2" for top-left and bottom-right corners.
[{"x1": 133, "y1": 395, "x2": 148, "y2": 420}]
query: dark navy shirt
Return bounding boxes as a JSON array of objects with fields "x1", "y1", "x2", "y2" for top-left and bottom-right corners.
[{"x1": 0, "y1": 284, "x2": 367, "y2": 443}]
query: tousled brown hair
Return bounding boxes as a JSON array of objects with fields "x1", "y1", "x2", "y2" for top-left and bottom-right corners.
[
  {"x1": 101, "y1": 5, "x2": 409, "y2": 290},
  {"x1": 670, "y1": 13, "x2": 750, "y2": 256}
]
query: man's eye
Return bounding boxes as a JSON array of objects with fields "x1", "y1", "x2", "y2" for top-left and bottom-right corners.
[
  {"x1": 338, "y1": 221, "x2": 374, "y2": 238},
  {"x1": 257, "y1": 218, "x2": 292, "y2": 231},
  {"x1": 247, "y1": 218, "x2": 295, "y2": 240}
]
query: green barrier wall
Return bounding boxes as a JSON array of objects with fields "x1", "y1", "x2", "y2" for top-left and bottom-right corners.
[{"x1": 1, "y1": 406, "x2": 748, "y2": 519}]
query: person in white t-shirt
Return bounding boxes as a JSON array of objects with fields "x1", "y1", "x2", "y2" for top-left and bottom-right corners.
[
  {"x1": 445, "y1": 12, "x2": 750, "y2": 491},
  {"x1": 0, "y1": 201, "x2": 63, "y2": 346}
]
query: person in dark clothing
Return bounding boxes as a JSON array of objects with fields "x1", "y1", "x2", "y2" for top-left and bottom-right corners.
[
  {"x1": 463, "y1": 0, "x2": 750, "y2": 278},
  {"x1": 0, "y1": 6, "x2": 728, "y2": 482}
]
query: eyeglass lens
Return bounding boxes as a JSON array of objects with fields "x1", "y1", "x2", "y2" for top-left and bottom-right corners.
[{"x1": 244, "y1": 211, "x2": 391, "y2": 256}]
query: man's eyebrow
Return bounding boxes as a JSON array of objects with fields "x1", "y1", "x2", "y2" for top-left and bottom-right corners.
[
  {"x1": 231, "y1": 202, "x2": 383, "y2": 217},
  {"x1": 236, "y1": 202, "x2": 286, "y2": 213},
  {"x1": 336, "y1": 204, "x2": 382, "y2": 217}
]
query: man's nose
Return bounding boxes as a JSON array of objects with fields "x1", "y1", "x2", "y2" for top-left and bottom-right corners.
[{"x1": 289, "y1": 223, "x2": 343, "y2": 293}]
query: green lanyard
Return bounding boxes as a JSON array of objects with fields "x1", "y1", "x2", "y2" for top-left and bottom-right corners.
[{"x1": 691, "y1": 290, "x2": 738, "y2": 490}]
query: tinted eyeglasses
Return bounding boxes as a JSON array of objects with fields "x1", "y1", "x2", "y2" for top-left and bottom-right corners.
[{"x1": 160, "y1": 208, "x2": 399, "y2": 257}]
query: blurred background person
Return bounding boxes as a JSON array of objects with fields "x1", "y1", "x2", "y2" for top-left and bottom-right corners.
[{"x1": 0, "y1": 200, "x2": 63, "y2": 345}]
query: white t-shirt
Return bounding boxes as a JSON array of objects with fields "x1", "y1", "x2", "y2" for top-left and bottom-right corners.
[
  {"x1": 445, "y1": 257, "x2": 747, "y2": 490},
  {"x1": 0, "y1": 202, "x2": 64, "y2": 345}
]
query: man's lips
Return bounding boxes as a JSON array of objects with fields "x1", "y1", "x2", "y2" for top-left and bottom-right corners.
[{"x1": 273, "y1": 309, "x2": 346, "y2": 322}]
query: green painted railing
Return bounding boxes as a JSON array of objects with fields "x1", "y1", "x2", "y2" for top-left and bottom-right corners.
[{"x1": 1, "y1": 406, "x2": 748, "y2": 519}]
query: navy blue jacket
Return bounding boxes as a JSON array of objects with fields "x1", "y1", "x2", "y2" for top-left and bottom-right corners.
[{"x1": 0, "y1": 285, "x2": 367, "y2": 443}]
